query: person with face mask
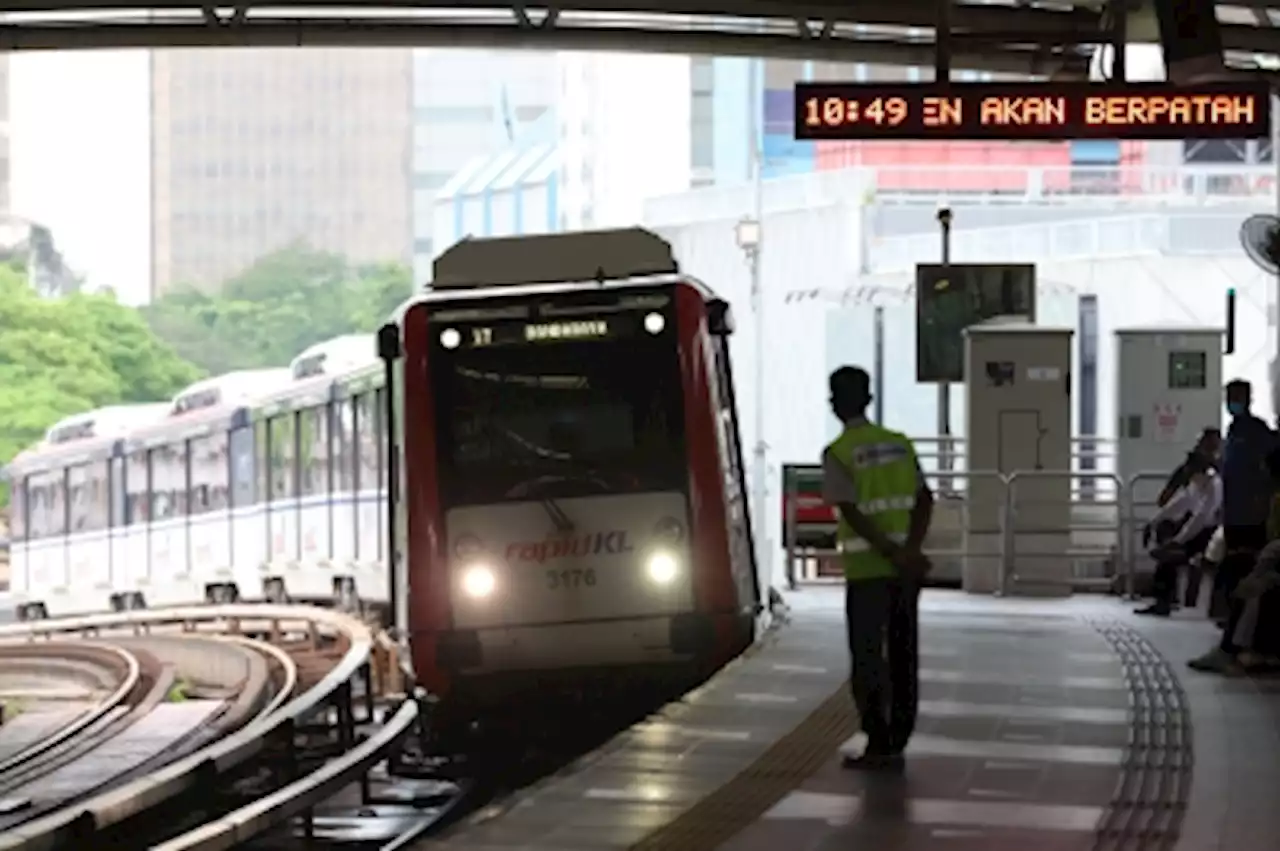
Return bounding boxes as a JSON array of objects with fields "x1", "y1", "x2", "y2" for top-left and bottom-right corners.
[
  {"x1": 1188, "y1": 379, "x2": 1279, "y2": 674},
  {"x1": 821, "y1": 366, "x2": 935, "y2": 769}
]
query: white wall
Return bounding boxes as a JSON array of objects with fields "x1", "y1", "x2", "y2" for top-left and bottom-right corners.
[
  {"x1": 559, "y1": 53, "x2": 692, "y2": 229},
  {"x1": 647, "y1": 177, "x2": 868, "y2": 589},
  {"x1": 10, "y1": 51, "x2": 151, "y2": 303}
]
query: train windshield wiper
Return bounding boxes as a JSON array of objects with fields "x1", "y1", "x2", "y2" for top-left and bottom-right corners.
[{"x1": 541, "y1": 497, "x2": 575, "y2": 532}]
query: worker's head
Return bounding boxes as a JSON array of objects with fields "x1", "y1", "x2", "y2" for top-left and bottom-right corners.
[
  {"x1": 829, "y1": 366, "x2": 872, "y2": 421},
  {"x1": 1226, "y1": 379, "x2": 1252, "y2": 417}
]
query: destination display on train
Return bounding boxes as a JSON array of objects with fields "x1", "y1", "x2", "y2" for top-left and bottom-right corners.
[
  {"x1": 439, "y1": 316, "x2": 634, "y2": 349},
  {"x1": 793, "y1": 81, "x2": 1272, "y2": 141}
]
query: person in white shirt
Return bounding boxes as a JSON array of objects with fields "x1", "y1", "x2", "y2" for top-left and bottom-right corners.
[{"x1": 1138, "y1": 458, "x2": 1222, "y2": 617}]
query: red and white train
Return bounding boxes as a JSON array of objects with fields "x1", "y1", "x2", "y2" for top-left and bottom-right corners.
[{"x1": 5, "y1": 227, "x2": 764, "y2": 721}]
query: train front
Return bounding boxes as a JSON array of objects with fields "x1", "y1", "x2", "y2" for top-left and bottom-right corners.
[{"x1": 401, "y1": 281, "x2": 714, "y2": 716}]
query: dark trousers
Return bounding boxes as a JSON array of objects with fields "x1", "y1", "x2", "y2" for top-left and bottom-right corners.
[
  {"x1": 1152, "y1": 526, "x2": 1217, "y2": 606},
  {"x1": 845, "y1": 576, "x2": 919, "y2": 753},
  {"x1": 1217, "y1": 524, "x2": 1270, "y2": 654}
]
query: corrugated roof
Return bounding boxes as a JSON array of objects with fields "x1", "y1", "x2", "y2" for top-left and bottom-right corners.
[
  {"x1": 437, "y1": 156, "x2": 490, "y2": 200},
  {"x1": 492, "y1": 145, "x2": 553, "y2": 191},
  {"x1": 527, "y1": 149, "x2": 561, "y2": 183},
  {"x1": 463, "y1": 149, "x2": 521, "y2": 195}
]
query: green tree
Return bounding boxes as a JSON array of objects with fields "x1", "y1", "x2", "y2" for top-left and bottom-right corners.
[
  {"x1": 0, "y1": 269, "x2": 202, "y2": 494},
  {"x1": 143, "y1": 244, "x2": 414, "y2": 375}
]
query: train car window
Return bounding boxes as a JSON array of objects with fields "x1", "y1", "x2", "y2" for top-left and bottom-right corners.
[
  {"x1": 188, "y1": 435, "x2": 210, "y2": 514},
  {"x1": 229, "y1": 425, "x2": 255, "y2": 508},
  {"x1": 300, "y1": 404, "x2": 330, "y2": 497},
  {"x1": 373, "y1": 388, "x2": 387, "y2": 492},
  {"x1": 268, "y1": 413, "x2": 296, "y2": 500},
  {"x1": 126, "y1": 448, "x2": 151, "y2": 524},
  {"x1": 433, "y1": 335, "x2": 686, "y2": 505},
  {"x1": 68, "y1": 462, "x2": 104, "y2": 533},
  {"x1": 109, "y1": 456, "x2": 125, "y2": 529},
  {"x1": 356, "y1": 393, "x2": 381, "y2": 494},
  {"x1": 152, "y1": 441, "x2": 189, "y2": 520},
  {"x1": 48, "y1": 469, "x2": 68, "y2": 536},
  {"x1": 334, "y1": 398, "x2": 356, "y2": 493},
  {"x1": 254, "y1": 420, "x2": 269, "y2": 507},
  {"x1": 10, "y1": 477, "x2": 27, "y2": 540},
  {"x1": 190, "y1": 432, "x2": 230, "y2": 514},
  {"x1": 25, "y1": 472, "x2": 46, "y2": 539}
]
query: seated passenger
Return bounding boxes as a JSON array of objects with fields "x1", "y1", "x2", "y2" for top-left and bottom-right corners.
[
  {"x1": 1157, "y1": 428, "x2": 1223, "y2": 507},
  {"x1": 1138, "y1": 456, "x2": 1220, "y2": 617}
]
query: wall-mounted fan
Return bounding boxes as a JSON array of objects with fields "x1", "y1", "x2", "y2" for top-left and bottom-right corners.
[{"x1": 1240, "y1": 214, "x2": 1280, "y2": 275}]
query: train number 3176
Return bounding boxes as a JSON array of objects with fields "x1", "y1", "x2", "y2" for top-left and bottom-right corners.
[{"x1": 546, "y1": 568, "x2": 598, "y2": 589}]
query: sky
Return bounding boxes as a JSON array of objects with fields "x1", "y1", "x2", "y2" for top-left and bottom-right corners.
[{"x1": 10, "y1": 51, "x2": 151, "y2": 304}]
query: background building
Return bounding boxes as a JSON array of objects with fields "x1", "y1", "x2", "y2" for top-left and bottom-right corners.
[
  {"x1": 411, "y1": 51, "x2": 557, "y2": 285},
  {"x1": 151, "y1": 48, "x2": 414, "y2": 297}
]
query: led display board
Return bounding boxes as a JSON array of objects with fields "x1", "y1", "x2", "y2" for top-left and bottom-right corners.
[{"x1": 794, "y1": 81, "x2": 1271, "y2": 141}]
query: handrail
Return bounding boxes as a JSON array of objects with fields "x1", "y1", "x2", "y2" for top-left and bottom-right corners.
[
  {"x1": 152, "y1": 700, "x2": 421, "y2": 851},
  {"x1": 0, "y1": 604, "x2": 373, "y2": 851},
  {"x1": 783, "y1": 466, "x2": 1196, "y2": 595},
  {"x1": 0, "y1": 642, "x2": 141, "y2": 778}
]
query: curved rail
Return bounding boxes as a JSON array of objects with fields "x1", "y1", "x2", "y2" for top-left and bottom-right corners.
[
  {"x1": 0, "y1": 604, "x2": 374, "y2": 851},
  {"x1": 154, "y1": 699, "x2": 422, "y2": 851},
  {"x1": 0, "y1": 643, "x2": 141, "y2": 779}
]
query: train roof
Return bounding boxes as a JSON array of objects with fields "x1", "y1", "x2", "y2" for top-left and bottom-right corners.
[
  {"x1": 289, "y1": 333, "x2": 377, "y2": 381},
  {"x1": 5, "y1": 403, "x2": 174, "y2": 475},
  {"x1": 169, "y1": 368, "x2": 293, "y2": 417},
  {"x1": 384, "y1": 231, "x2": 718, "y2": 331},
  {"x1": 431, "y1": 227, "x2": 680, "y2": 289},
  {"x1": 44, "y1": 403, "x2": 171, "y2": 445}
]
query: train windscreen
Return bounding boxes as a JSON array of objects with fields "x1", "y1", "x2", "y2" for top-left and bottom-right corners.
[{"x1": 429, "y1": 294, "x2": 687, "y2": 506}]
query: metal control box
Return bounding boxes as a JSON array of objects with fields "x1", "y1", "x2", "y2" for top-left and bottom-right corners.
[
  {"x1": 963, "y1": 323, "x2": 1074, "y2": 596},
  {"x1": 1115, "y1": 327, "x2": 1223, "y2": 579}
]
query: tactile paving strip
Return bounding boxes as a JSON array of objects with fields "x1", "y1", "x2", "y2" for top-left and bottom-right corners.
[
  {"x1": 627, "y1": 681, "x2": 857, "y2": 851},
  {"x1": 1086, "y1": 619, "x2": 1194, "y2": 851}
]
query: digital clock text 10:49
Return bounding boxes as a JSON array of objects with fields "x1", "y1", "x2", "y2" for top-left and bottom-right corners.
[{"x1": 802, "y1": 96, "x2": 909, "y2": 129}]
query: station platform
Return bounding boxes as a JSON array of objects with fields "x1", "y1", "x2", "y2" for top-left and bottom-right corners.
[{"x1": 424, "y1": 588, "x2": 1280, "y2": 851}]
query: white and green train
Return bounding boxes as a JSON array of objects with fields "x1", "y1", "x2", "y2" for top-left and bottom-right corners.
[{"x1": 2, "y1": 333, "x2": 392, "y2": 620}]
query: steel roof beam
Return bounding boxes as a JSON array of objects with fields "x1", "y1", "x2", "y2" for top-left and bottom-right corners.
[{"x1": 0, "y1": 20, "x2": 1080, "y2": 73}]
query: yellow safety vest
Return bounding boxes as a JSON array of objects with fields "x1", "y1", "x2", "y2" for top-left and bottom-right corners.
[{"x1": 825, "y1": 422, "x2": 920, "y2": 581}]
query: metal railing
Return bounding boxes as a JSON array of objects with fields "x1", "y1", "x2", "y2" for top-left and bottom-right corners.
[
  {"x1": 1000, "y1": 470, "x2": 1126, "y2": 595},
  {"x1": 866, "y1": 163, "x2": 1276, "y2": 205},
  {"x1": 868, "y1": 210, "x2": 1255, "y2": 273},
  {"x1": 782, "y1": 465, "x2": 1188, "y2": 598}
]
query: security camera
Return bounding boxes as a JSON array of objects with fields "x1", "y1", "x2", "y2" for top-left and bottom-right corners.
[{"x1": 936, "y1": 207, "x2": 953, "y2": 227}]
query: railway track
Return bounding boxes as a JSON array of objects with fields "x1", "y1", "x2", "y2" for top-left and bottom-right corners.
[{"x1": 0, "y1": 604, "x2": 685, "y2": 851}]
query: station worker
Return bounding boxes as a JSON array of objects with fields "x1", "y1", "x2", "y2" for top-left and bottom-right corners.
[{"x1": 821, "y1": 366, "x2": 935, "y2": 770}]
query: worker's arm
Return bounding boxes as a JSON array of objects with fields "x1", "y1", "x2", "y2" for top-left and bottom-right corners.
[
  {"x1": 906, "y1": 461, "x2": 934, "y2": 552},
  {"x1": 821, "y1": 448, "x2": 903, "y2": 561}
]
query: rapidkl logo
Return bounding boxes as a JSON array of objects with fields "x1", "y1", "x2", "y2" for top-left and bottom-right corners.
[{"x1": 505, "y1": 531, "x2": 634, "y2": 564}]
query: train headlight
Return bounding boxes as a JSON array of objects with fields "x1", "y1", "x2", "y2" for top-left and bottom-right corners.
[
  {"x1": 644, "y1": 312, "x2": 666, "y2": 335},
  {"x1": 440, "y1": 327, "x2": 462, "y2": 349},
  {"x1": 646, "y1": 551, "x2": 679, "y2": 585},
  {"x1": 460, "y1": 564, "x2": 497, "y2": 599}
]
